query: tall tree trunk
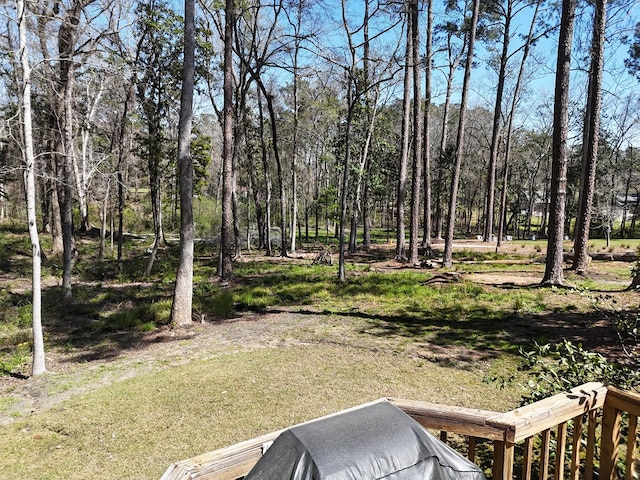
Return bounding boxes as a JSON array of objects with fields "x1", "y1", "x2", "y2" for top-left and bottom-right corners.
[
  {"x1": 220, "y1": 0, "x2": 235, "y2": 281},
  {"x1": 289, "y1": 1, "x2": 303, "y2": 254},
  {"x1": 348, "y1": 0, "x2": 379, "y2": 254},
  {"x1": 421, "y1": 0, "x2": 433, "y2": 248},
  {"x1": 144, "y1": 131, "x2": 164, "y2": 277},
  {"x1": 57, "y1": 2, "x2": 86, "y2": 300},
  {"x1": 408, "y1": 0, "x2": 422, "y2": 264},
  {"x1": 337, "y1": 0, "x2": 358, "y2": 281},
  {"x1": 338, "y1": 83, "x2": 354, "y2": 282},
  {"x1": 170, "y1": 0, "x2": 195, "y2": 328},
  {"x1": 18, "y1": 0, "x2": 46, "y2": 376},
  {"x1": 113, "y1": 77, "x2": 135, "y2": 275},
  {"x1": 543, "y1": 0, "x2": 577, "y2": 285},
  {"x1": 435, "y1": 33, "x2": 463, "y2": 241},
  {"x1": 443, "y1": 0, "x2": 480, "y2": 267},
  {"x1": 396, "y1": 8, "x2": 412, "y2": 262},
  {"x1": 361, "y1": 1, "x2": 372, "y2": 251},
  {"x1": 497, "y1": 0, "x2": 541, "y2": 250},
  {"x1": 262, "y1": 92, "x2": 287, "y2": 257},
  {"x1": 572, "y1": 0, "x2": 607, "y2": 273},
  {"x1": 483, "y1": 0, "x2": 513, "y2": 242},
  {"x1": 349, "y1": 102, "x2": 378, "y2": 253},
  {"x1": 257, "y1": 89, "x2": 272, "y2": 256}
]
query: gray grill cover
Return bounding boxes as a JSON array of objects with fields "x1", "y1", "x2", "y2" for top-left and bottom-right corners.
[{"x1": 243, "y1": 401, "x2": 486, "y2": 480}]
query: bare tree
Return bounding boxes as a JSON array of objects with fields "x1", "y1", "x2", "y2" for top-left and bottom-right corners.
[
  {"x1": 572, "y1": 0, "x2": 607, "y2": 274},
  {"x1": 421, "y1": 0, "x2": 434, "y2": 248},
  {"x1": 17, "y1": 0, "x2": 46, "y2": 376},
  {"x1": 543, "y1": 0, "x2": 577, "y2": 286},
  {"x1": 287, "y1": 0, "x2": 304, "y2": 254},
  {"x1": 220, "y1": 0, "x2": 235, "y2": 281},
  {"x1": 443, "y1": 0, "x2": 481, "y2": 268},
  {"x1": 483, "y1": 0, "x2": 517, "y2": 242},
  {"x1": 496, "y1": 0, "x2": 542, "y2": 251},
  {"x1": 171, "y1": 0, "x2": 196, "y2": 327},
  {"x1": 433, "y1": 17, "x2": 466, "y2": 240},
  {"x1": 396, "y1": 5, "x2": 411, "y2": 262},
  {"x1": 257, "y1": 88, "x2": 273, "y2": 256},
  {"x1": 408, "y1": 0, "x2": 422, "y2": 264},
  {"x1": 56, "y1": 0, "x2": 96, "y2": 300}
]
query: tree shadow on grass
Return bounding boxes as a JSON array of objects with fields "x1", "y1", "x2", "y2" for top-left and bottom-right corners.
[
  {"x1": 285, "y1": 304, "x2": 625, "y2": 366},
  {"x1": 227, "y1": 263, "x2": 629, "y2": 366},
  {"x1": 37, "y1": 283, "x2": 190, "y2": 365}
]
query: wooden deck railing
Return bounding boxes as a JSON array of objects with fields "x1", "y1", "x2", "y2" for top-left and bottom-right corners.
[{"x1": 161, "y1": 382, "x2": 640, "y2": 480}]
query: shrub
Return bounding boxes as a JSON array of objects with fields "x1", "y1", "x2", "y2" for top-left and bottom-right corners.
[
  {"x1": 520, "y1": 339, "x2": 639, "y2": 404},
  {"x1": 209, "y1": 291, "x2": 234, "y2": 318}
]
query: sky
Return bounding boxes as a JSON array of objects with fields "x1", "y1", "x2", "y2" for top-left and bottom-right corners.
[{"x1": 182, "y1": 0, "x2": 639, "y2": 144}]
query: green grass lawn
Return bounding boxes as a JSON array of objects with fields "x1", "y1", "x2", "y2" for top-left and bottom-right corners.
[
  {"x1": 0, "y1": 344, "x2": 523, "y2": 480},
  {"x1": 0, "y1": 228, "x2": 637, "y2": 479}
]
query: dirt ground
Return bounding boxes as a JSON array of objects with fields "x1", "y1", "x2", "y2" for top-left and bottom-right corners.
[{"x1": 0, "y1": 239, "x2": 637, "y2": 426}]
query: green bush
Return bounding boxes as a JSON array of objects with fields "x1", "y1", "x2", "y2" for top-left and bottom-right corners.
[
  {"x1": 208, "y1": 291, "x2": 234, "y2": 318},
  {"x1": 520, "y1": 339, "x2": 639, "y2": 404},
  {"x1": 0, "y1": 340, "x2": 31, "y2": 373},
  {"x1": 193, "y1": 197, "x2": 221, "y2": 239}
]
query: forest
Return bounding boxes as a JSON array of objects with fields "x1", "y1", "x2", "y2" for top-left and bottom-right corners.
[
  {"x1": 1, "y1": 0, "x2": 640, "y2": 369},
  {"x1": 2, "y1": 2, "x2": 640, "y2": 478}
]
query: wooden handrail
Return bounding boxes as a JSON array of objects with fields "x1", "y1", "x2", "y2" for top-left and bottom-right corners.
[
  {"x1": 487, "y1": 382, "x2": 608, "y2": 443},
  {"x1": 161, "y1": 383, "x2": 640, "y2": 480},
  {"x1": 604, "y1": 385, "x2": 640, "y2": 416},
  {"x1": 388, "y1": 398, "x2": 505, "y2": 441},
  {"x1": 600, "y1": 385, "x2": 640, "y2": 480}
]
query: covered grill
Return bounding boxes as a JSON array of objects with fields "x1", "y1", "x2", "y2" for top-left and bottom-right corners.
[{"x1": 243, "y1": 401, "x2": 486, "y2": 480}]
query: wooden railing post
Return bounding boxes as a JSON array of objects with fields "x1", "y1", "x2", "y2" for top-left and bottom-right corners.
[
  {"x1": 493, "y1": 440, "x2": 515, "y2": 480},
  {"x1": 599, "y1": 404, "x2": 622, "y2": 480}
]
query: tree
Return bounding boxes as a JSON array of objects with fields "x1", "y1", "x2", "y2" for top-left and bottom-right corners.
[
  {"x1": 286, "y1": 0, "x2": 305, "y2": 254},
  {"x1": 220, "y1": 0, "x2": 235, "y2": 281},
  {"x1": 134, "y1": 0, "x2": 183, "y2": 277},
  {"x1": 443, "y1": 0, "x2": 481, "y2": 268},
  {"x1": 333, "y1": 0, "x2": 400, "y2": 279},
  {"x1": 407, "y1": 0, "x2": 422, "y2": 265},
  {"x1": 495, "y1": 0, "x2": 542, "y2": 250},
  {"x1": 347, "y1": 2, "x2": 384, "y2": 254},
  {"x1": 433, "y1": 16, "x2": 466, "y2": 240},
  {"x1": 572, "y1": 0, "x2": 607, "y2": 274},
  {"x1": 170, "y1": 0, "x2": 196, "y2": 328},
  {"x1": 482, "y1": 0, "x2": 517, "y2": 242},
  {"x1": 257, "y1": 88, "x2": 273, "y2": 256},
  {"x1": 542, "y1": 0, "x2": 577, "y2": 286},
  {"x1": 395, "y1": 4, "x2": 412, "y2": 262},
  {"x1": 56, "y1": 0, "x2": 97, "y2": 300},
  {"x1": 232, "y1": 0, "x2": 289, "y2": 258},
  {"x1": 421, "y1": 0, "x2": 434, "y2": 248},
  {"x1": 17, "y1": 0, "x2": 46, "y2": 376}
]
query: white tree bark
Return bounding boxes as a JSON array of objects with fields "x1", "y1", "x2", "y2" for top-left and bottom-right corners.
[
  {"x1": 74, "y1": 80, "x2": 105, "y2": 232},
  {"x1": 18, "y1": 0, "x2": 46, "y2": 376}
]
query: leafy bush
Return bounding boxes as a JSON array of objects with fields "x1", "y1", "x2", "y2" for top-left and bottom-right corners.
[
  {"x1": 0, "y1": 340, "x2": 31, "y2": 374},
  {"x1": 194, "y1": 284, "x2": 235, "y2": 318},
  {"x1": 520, "y1": 339, "x2": 639, "y2": 404},
  {"x1": 208, "y1": 291, "x2": 234, "y2": 318}
]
